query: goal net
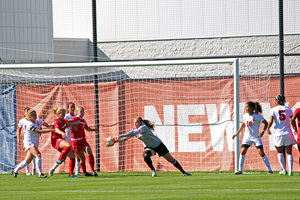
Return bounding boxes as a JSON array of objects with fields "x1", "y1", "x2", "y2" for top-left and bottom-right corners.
[{"x1": 0, "y1": 59, "x2": 274, "y2": 174}]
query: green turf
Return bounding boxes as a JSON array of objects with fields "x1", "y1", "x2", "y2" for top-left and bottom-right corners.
[{"x1": 1, "y1": 171, "x2": 300, "y2": 200}]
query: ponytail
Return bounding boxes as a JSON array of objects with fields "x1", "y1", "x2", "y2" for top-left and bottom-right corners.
[{"x1": 135, "y1": 117, "x2": 155, "y2": 130}]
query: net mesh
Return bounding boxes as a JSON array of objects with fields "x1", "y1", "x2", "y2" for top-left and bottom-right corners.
[{"x1": 0, "y1": 61, "x2": 275, "y2": 174}]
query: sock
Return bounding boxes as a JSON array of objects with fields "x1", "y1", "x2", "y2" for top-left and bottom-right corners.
[
  {"x1": 143, "y1": 153, "x2": 155, "y2": 171},
  {"x1": 287, "y1": 154, "x2": 293, "y2": 173},
  {"x1": 278, "y1": 153, "x2": 286, "y2": 172},
  {"x1": 32, "y1": 157, "x2": 36, "y2": 170},
  {"x1": 239, "y1": 155, "x2": 245, "y2": 172},
  {"x1": 25, "y1": 163, "x2": 30, "y2": 173},
  {"x1": 262, "y1": 155, "x2": 272, "y2": 171},
  {"x1": 58, "y1": 146, "x2": 71, "y2": 160},
  {"x1": 35, "y1": 157, "x2": 43, "y2": 175},
  {"x1": 75, "y1": 158, "x2": 81, "y2": 174},
  {"x1": 14, "y1": 160, "x2": 29, "y2": 173},
  {"x1": 69, "y1": 158, "x2": 76, "y2": 176},
  {"x1": 80, "y1": 162, "x2": 87, "y2": 174},
  {"x1": 172, "y1": 159, "x2": 185, "y2": 174},
  {"x1": 88, "y1": 155, "x2": 95, "y2": 171},
  {"x1": 50, "y1": 162, "x2": 60, "y2": 171}
]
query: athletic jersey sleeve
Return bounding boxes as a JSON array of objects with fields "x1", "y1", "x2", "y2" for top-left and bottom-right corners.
[
  {"x1": 256, "y1": 114, "x2": 265, "y2": 123},
  {"x1": 18, "y1": 118, "x2": 25, "y2": 128},
  {"x1": 128, "y1": 128, "x2": 141, "y2": 137}
]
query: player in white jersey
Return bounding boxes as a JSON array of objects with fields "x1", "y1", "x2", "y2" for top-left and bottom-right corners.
[
  {"x1": 17, "y1": 107, "x2": 32, "y2": 175},
  {"x1": 13, "y1": 109, "x2": 55, "y2": 178},
  {"x1": 109, "y1": 117, "x2": 191, "y2": 177},
  {"x1": 266, "y1": 95, "x2": 297, "y2": 176},
  {"x1": 232, "y1": 101, "x2": 272, "y2": 174},
  {"x1": 64, "y1": 102, "x2": 82, "y2": 175}
]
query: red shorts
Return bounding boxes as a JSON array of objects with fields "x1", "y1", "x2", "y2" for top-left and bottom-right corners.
[
  {"x1": 70, "y1": 138, "x2": 89, "y2": 153},
  {"x1": 51, "y1": 138, "x2": 64, "y2": 152}
]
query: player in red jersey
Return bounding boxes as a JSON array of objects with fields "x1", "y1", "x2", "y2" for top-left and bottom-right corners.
[
  {"x1": 69, "y1": 106, "x2": 99, "y2": 176},
  {"x1": 48, "y1": 107, "x2": 79, "y2": 177},
  {"x1": 291, "y1": 107, "x2": 300, "y2": 175}
]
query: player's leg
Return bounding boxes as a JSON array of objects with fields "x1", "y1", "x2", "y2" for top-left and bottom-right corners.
[
  {"x1": 257, "y1": 146, "x2": 272, "y2": 173},
  {"x1": 285, "y1": 144, "x2": 293, "y2": 176},
  {"x1": 67, "y1": 150, "x2": 76, "y2": 177},
  {"x1": 275, "y1": 145, "x2": 287, "y2": 175},
  {"x1": 57, "y1": 140, "x2": 71, "y2": 163},
  {"x1": 83, "y1": 145, "x2": 97, "y2": 176},
  {"x1": 76, "y1": 151, "x2": 91, "y2": 176},
  {"x1": 235, "y1": 145, "x2": 249, "y2": 174},
  {"x1": 297, "y1": 139, "x2": 300, "y2": 175},
  {"x1": 143, "y1": 148, "x2": 156, "y2": 176},
  {"x1": 49, "y1": 140, "x2": 68, "y2": 176},
  {"x1": 75, "y1": 156, "x2": 82, "y2": 175},
  {"x1": 32, "y1": 157, "x2": 36, "y2": 175},
  {"x1": 24, "y1": 149, "x2": 31, "y2": 175},
  {"x1": 29, "y1": 146, "x2": 46, "y2": 178},
  {"x1": 162, "y1": 152, "x2": 191, "y2": 176},
  {"x1": 13, "y1": 150, "x2": 34, "y2": 178}
]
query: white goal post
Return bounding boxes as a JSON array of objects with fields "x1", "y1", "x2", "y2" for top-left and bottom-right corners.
[{"x1": 0, "y1": 58, "x2": 241, "y2": 174}]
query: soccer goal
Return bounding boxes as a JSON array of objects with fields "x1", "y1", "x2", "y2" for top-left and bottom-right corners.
[{"x1": 0, "y1": 58, "x2": 273, "y2": 174}]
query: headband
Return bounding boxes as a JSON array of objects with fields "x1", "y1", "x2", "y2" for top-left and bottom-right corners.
[{"x1": 275, "y1": 95, "x2": 283, "y2": 104}]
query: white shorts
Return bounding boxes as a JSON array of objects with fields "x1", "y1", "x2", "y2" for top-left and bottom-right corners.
[
  {"x1": 24, "y1": 141, "x2": 39, "y2": 151},
  {"x1": 274, "y1": 134, "x2": 297, "y2": 147},
  {"x1": 242, "y1": 135, "x2": 263, "y2": 147}
]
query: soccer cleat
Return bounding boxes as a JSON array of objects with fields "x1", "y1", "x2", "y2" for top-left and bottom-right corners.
[
  {"x1": 75, "y1": 172, "x2": 84, "y2": 176},
  {"x1": 56, "y1": 159, "x2": 63, "y2": 164},
  {"x1": 151, "y1": 170, "x2": 157, "y2": 177},
  {"x1": 26, "y1": 172, "x2": 31, "y2": 176},
  {"x1": 183, "y1": 172, "x2": 192, "y2": 176},
  {"x1": 49, "y1": 168, "x2": 55, "y2": 176},
  {"x1": 84, "y1": 172, "x2": 93, "y2": 176},
  {"x1": 39, "y1": 173, "x2": 47, "y2": 178},
  {"x1": 279, "y1": 170, "x2": 287, "y2": 175},
  {"x1": 68, "y1": 174, "x2": 78, "y2": 178},
  {"x1": 92, "y1": 171, "x2": 98, "y2": 177},
  {"x1": 235, "y1": 171, "x2": 242, "y2": 175},
  {"x1": 289, "y1": 172, "x2": 293, "y2": 176},
  {"x1": 32, "y1": 168, "x2": 36, "y2": 175},
  {"x1": 13, "y1": 171, "x2": 18, "y2": 178},
  {"x1": 268, "y1": 171, "x2": 273, "y2": 174}
]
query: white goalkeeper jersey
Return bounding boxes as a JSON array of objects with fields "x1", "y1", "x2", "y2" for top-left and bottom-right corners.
[
  {"x1": 243, "y1": 113, "x2": 265, "y2": 138},
  {"x1": 270, "y1": 105, "x2": 293, "y2": 136},
  {"x1": 128, "y1": 123, "x2": 161, "y2": 148}
]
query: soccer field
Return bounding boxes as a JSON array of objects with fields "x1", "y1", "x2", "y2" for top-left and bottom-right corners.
[{"x1": 1, "y1": 171, "x2": 300, "y2": 200}]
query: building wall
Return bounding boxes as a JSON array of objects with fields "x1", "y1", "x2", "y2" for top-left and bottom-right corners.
[
  {"x1": 97, "y1": 35, "x2": 300, "y2": 76},
  {"x1": 0, "y1": 0, "x2": 53, "y2": 63}
]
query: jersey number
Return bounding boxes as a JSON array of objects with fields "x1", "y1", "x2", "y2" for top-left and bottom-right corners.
[
  {"x1": 279, "y1": 110, "x2": 286, "y2": 120},
  {"x1": 247, "y1": 121, "x2": 253, "y2": 127}
]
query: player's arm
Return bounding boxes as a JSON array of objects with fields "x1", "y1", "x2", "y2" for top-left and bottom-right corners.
[
  {"x1": 55, "y1": 128, "x2": 67, "y2": 139},
  {"x1": 42, "y1": 121, "x2": 52, "y2": 128},
  {"x1": 16, "y1": 126, "x2": 22, "y2": 145},
  {"x1": 265, "y1": 116, "x2": 274, "y2": 135},
  {"x1": 32, "y1": 127, "x2": 55, "y2": 134},
  {"x1": 259, "y1": 119, "x2": 268, "y2": 137},
  {"x1": 66, "y1": 120, "x2": 79, "y2": 127},
  {"x1": 290, "y1": 115, "x2": 298, "y2": 135},
  {"x1": 85, "y1": 126, "x2": 99, "y2": 132},
  {"x1": 232, "y1": 123, "x2": 245, "y2": 139}
]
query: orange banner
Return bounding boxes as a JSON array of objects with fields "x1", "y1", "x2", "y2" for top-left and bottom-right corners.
[{"x1": 15, "y1": 75, "x2": 300, "y2": 173}]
